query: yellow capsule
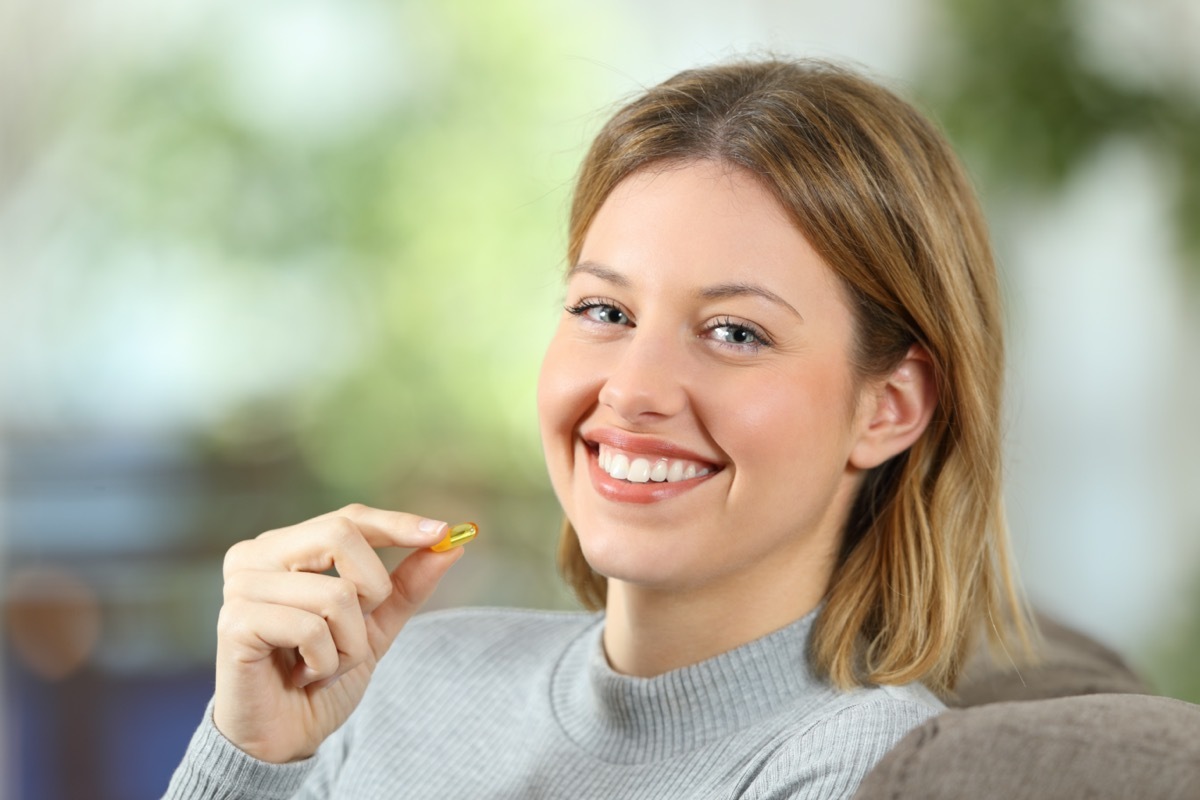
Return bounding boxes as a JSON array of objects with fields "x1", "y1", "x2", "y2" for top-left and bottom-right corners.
[{"x1": 430, "y1": 522, "x2": 478, "y2": 552}]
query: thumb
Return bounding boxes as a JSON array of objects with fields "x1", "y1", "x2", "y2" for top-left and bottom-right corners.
[{"x1": 367, "y1": 546, "x2": 465, "y2": 654}]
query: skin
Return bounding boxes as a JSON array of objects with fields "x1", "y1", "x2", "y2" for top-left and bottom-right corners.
[
  {"x1": 537, "y1": 160, "x2": 935, "y2": 677},
  {"x1": 211, "y1": 158, "x2": 934, "y2": 765},
  {"x1": 214, "y1": 505, "x2": 462, "y2": 763}
]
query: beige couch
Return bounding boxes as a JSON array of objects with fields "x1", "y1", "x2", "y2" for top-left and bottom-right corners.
[{"x1": 854, "y1": 615, "x2": 1200, "y2": 799}]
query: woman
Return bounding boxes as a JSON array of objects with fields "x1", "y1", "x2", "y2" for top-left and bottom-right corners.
[{"x1": 167, "y1": 58, "x2": 1028, "y2": 799}]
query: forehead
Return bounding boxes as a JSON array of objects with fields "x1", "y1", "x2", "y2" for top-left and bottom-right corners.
[{"x1": 576, "y1": 161, "x2": 844, "y2": 304}]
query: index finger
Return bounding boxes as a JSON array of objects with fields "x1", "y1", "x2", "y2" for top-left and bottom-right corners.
[{"x1": 261, "y1": 504, "x2": 448, "y2": 550}]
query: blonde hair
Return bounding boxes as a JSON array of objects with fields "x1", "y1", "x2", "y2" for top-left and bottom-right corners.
[{"x1": 557, "y1": 58, "x2": 1029, "y2": 694}]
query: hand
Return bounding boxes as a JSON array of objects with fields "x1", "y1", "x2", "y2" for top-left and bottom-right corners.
[{"x1": 212, "y1": 504, "x2": 463, "y2": 763}]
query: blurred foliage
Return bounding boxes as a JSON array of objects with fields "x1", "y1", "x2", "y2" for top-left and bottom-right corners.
[
  {"x1": 0, "y1": 0, "x2": 628, "y2": 612},
  {"x1": 37, "y1": 0, "x2": 616, "y2": 504},
  {"x1": 920, "y1": 0, "x2": 1200, "y2": 272},
  {"x1": 1150, "y1": 562, "x2": 1200, "y2": 703}
]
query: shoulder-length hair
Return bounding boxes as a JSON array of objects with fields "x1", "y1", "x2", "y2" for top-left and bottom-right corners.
[{"x1": 556, "y1": 58, "x2": 1030, "y2": 694}]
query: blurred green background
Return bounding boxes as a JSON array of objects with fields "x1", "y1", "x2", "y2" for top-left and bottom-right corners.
[{"x1": 1, "y1": 0, "x2": 1198, "y2": 797}]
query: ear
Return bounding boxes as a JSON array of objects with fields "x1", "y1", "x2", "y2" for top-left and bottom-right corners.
[{"x1": 849, "y1": 345, "x2": 938, "y2": 470}]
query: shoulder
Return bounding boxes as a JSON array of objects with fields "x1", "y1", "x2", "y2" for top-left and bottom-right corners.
[
  {"x1": 740, "y1": 684, "x2": 943, "y2": 800},
  {"x1": 795, "y1": 683, "x2": 942, "y2": 748}
]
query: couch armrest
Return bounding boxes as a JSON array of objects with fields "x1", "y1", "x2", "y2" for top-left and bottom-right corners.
[{"x1": 853, "y1": 694, "x2": 1200, "y2": 800}]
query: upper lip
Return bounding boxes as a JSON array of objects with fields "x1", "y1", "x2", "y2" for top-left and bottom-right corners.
[{"x1": 581, "y1": 428, "x2": 722, "y2": 466}]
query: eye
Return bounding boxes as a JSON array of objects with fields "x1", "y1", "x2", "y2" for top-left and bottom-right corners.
[
  {"x1": 565, "y1": 299, "x2": 632, "y2": 327},
  {"x1": 711, "y1": 325, "x2": 759, "y2": 345},
  {"x1": 704, "y1": 317, "x2": 772, "y2": 350}
]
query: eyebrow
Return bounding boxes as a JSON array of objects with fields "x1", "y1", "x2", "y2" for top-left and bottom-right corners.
[
  {"x1": 569, "y1": 260, "x2": 804, "y2": 321},
  {"x1": 567, "y1": 261, "x2": 630, "y2": 287},
  {"x1": 698, "y1": 282, "x2": 804, "y2": 321}
]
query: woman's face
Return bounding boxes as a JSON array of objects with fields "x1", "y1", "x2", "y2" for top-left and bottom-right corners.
[{"x1": 537, "y1": 160, "x2": 874, "y2": 597}]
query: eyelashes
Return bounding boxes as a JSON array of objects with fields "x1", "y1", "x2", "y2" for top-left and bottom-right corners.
[
  {"x1": 564, "y1": 298, "x2": 629, "y2": 326},
  {"x1": 564, "y1": 297, "x2": 775, "y2": 351},
  {"x1": 703, "y1": 316, "x2": 774, "y2": 349}
]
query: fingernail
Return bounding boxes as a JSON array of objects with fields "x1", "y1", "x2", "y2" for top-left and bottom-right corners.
[{"x1": 418, "y1": 518, "x2": 447, "y2": 537}]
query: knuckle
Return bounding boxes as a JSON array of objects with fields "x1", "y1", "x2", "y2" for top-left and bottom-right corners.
[
  {"x1": 326, "y1": 578, "x2": 360, "y2": 612},
  {"x1": 216, "y1": 601, "x2": 248, "y2": 639},
  {"x1": 222, "y1": 571, "x2": 248, "y2": 601},
  {"x1": 222, "y1": 540, "x2": 253, "y2": 576},
  {"x1": 297, "y1": 615, "x2": 329, "y2": 646},
  {"x1": 256, "y1": 525, "x2": 283, "y2": 540},
  {"x1": 326, "y1": 516, "x2": 359, "y2": 549},
  {"x1": 338, "y1": 502, "x2": 368, "y2": 518},
  {"x1": 364, "y1": 574, "x2": 394, "y2": 606}
]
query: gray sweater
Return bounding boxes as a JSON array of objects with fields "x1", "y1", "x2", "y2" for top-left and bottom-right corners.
[{"x1": 165, "y1": 607, "x2": 942, "y2": 799}]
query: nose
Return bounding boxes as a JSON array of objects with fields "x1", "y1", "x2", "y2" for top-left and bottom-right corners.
[{"x1": 597, "y1": 328, "x2": 689, "y2": 423}]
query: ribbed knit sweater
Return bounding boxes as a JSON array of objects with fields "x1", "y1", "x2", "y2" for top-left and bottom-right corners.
[{"x1": 165, "y1": 607, "x2": 942, "y2": 799}]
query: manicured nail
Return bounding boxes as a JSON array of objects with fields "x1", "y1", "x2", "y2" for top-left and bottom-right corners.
[{"x1": 418, "y1": 518, "x2": 447, "y2": 538}]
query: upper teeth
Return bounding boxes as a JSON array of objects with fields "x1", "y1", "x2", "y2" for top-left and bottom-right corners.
[{"x1": 597, "y1": 444, "x2": 712, "y2": 483}]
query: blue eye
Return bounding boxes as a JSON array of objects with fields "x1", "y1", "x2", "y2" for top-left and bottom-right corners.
[
  {"x1": 711, "y1": 325, "x2": 759, "y2": 345},
  {"x1": 705, "y1": 317, "x2": 772, "y2": 350},
  {"x1": 565, "y1": 299, "x2": 631, "y2": 326}
]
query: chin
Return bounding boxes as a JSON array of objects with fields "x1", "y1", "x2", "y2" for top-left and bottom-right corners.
[
  {"x1": 575, "y1": 525, "x2": 679, "y2": 587},
  {"x1": 574, "y1": 520, "x2": 737, "y2": 595}
]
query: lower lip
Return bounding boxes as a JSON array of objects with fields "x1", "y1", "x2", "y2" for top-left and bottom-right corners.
[{"x1": 584, "y1": 445, "x2": 719, "y2": 504}]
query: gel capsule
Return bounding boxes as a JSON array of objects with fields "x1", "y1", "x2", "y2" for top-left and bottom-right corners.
[{"x1": 430, "y1": 522, "x2": 478, "y2": 552}]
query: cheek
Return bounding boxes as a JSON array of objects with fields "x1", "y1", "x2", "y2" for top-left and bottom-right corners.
[
  {"x1": 536, "y1": 332, "x2": 597, "y2": 453},
  {"x1": 713, "y1": 361, "x2": 857, "y2": 477}
]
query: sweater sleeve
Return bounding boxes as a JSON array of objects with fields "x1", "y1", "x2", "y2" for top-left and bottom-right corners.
[
  {"x1": 162, "y1": 701, "x2": 344, "y2": 800},
  {"x1": 737, "y1": 698, "x2": 940, "y2": 800}
]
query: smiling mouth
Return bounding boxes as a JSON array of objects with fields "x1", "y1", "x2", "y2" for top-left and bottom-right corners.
[{"x1": 592, "y1": 443, "x2": 720, "y2": 484}]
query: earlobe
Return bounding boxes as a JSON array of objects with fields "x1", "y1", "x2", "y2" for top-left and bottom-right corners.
[{"x1": 849, "y1": 345, "x2": 938, "y2": 470}]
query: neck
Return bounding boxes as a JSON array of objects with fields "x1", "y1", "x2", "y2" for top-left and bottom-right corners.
[{"x1": 602, "y1": 555, "x2": 832, "y2": 677}]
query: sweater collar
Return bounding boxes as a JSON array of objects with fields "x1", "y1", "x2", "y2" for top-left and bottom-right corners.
[{"x1": 550, "y1": 609, "x2": 826, "y2": 764}]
